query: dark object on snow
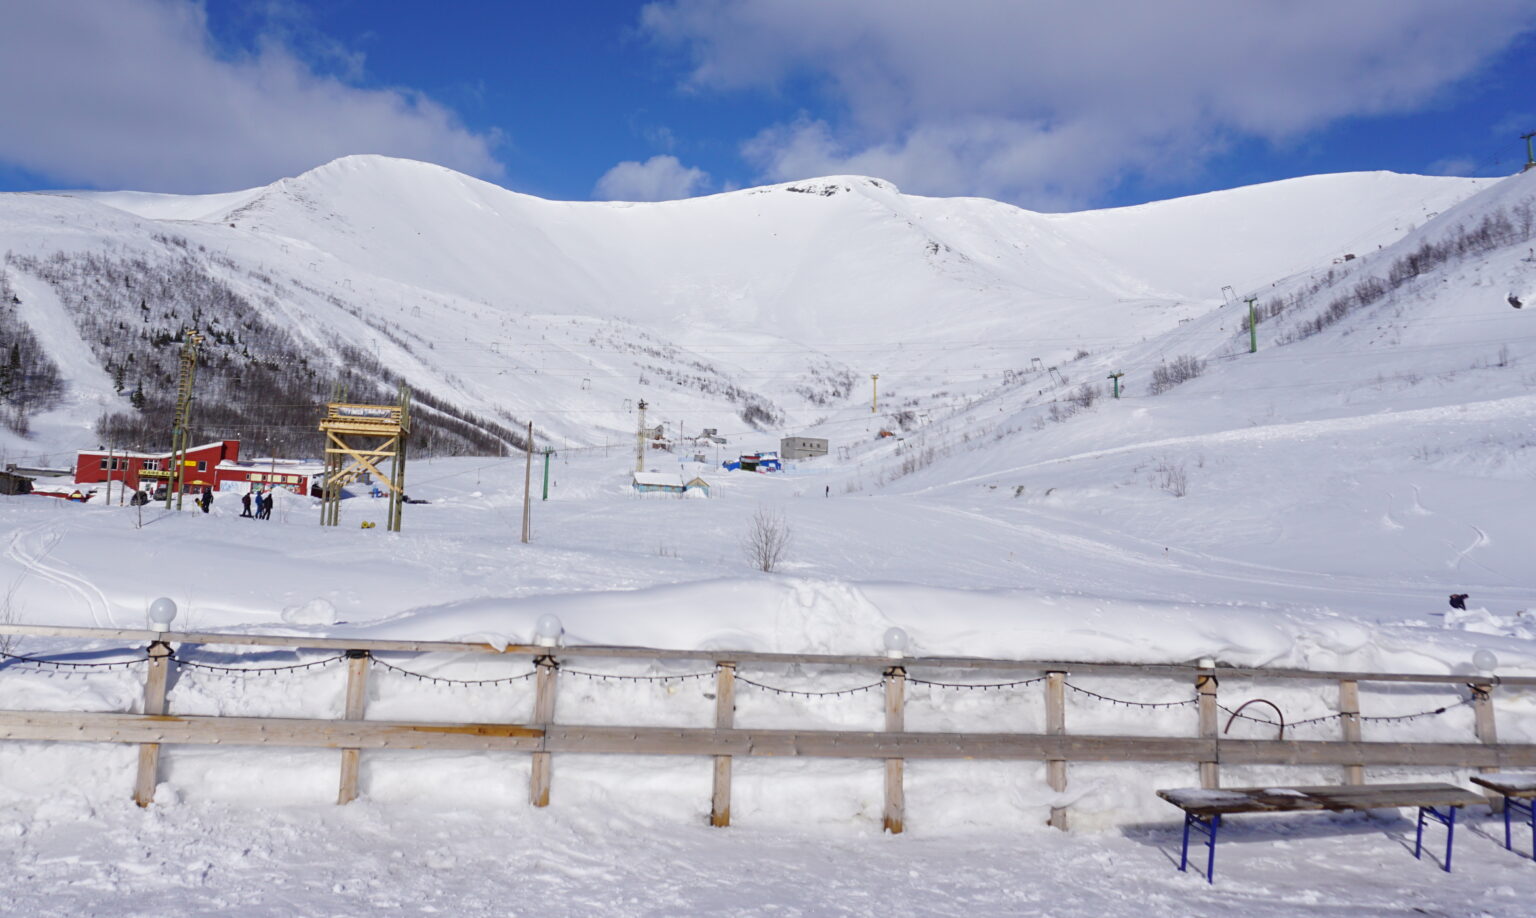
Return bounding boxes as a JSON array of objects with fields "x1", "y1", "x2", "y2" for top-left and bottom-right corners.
[
  {"x1": 1510, "y1": 294, "x2": 1523, "y2": 309},
  {"x1": 198, "y1": 487, "x2": 213, "y2": 514},
  {"x1": 1449, "y1": 593, "x2": 1469, "y2": 611},
  {"x1": 129, "y1": 489, "x2": 149, "y2": 506},
  {"x1": 240, "y1": 492, "x2": 253, "y2": 518},
  {"x1": 0, "y1": 469, "x2": 34, "y2": 495}
]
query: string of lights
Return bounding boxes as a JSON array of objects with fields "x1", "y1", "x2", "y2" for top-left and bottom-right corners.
[
  {"x1": 560, "y1": 667, "x2": 717, "y2": 684},
  {"x1": 1219, "y1": 696, "x2": 1475, "y2": 731},
  {"x1": 1064, "y1": 682, "x2": 1198, "y2": 709},
  {"x1": 907, "y1": 675, "x2": 1047, "y2": 691},
  {"x1": 371, "y1": 657, "x2": 537, "y2": 686},
  {"x1": 0, "y1": 649, "x2": 148, "y2": 671},
  {"x1": 735, "y1": 674, "x2": 885, "y2": 698},
  {"x1": 171, "y1": 654, "x2": 346, "y2": 674}
]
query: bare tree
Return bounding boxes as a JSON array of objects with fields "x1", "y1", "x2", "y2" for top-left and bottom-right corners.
[{"x1": 743, "y1": 506, "x2": 792, "y2": 572}]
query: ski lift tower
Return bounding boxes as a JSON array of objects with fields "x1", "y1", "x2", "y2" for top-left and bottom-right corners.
[
  {"x1": 163, "y1": 330, "x2": 204, "y2": 510},
  {"x1": 319, "y1": 384, "x2": 412, "y2": 531}
]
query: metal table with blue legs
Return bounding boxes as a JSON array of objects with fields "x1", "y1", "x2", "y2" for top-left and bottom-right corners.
[
  {"x1": 1158, "y1": 783, "x2": 1488, "y2": 883},
  {"x1": 1471, "y1": 774, "x2": 1536, "y2": 859}
]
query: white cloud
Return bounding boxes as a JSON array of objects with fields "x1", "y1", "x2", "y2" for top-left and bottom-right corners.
[
  {"x1": 594, "y1": 155, "x2": 711, "y2": 201},
  {"x1": 1429, "y1": 156, "x2": 1479, "y2": 176},
  {"x1": 644, "y1": 0, "x2": 1536, "y2": 206},
  {"x1": 0, "y1": 0, "x2": 501, "y2": 192}
]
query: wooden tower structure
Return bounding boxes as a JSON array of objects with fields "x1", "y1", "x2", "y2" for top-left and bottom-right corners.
[
  {"x1": 319, "y1": 384, "x2": 412, "y2": 531},
  {"x1": 163, "y1": 330, "x2": 204, "y2": 510}
]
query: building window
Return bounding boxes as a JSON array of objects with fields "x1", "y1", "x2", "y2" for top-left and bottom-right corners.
[{"x1": 197, "y1": 461, "x2": 207, "y2": 472}]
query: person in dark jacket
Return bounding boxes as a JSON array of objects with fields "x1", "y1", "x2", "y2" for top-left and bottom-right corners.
[
  {"x1": 259, "y1": 491, "x2": 274, "y2": 520},
  {"x1": 199, "y1": 487, "x2": 213, "y2": 514},
  {"x1": 1449, "y1": 593, "x2": 1469, "y2": 611},
  {"x1": 240, "y1": 491, "x2": 253, "y2": 518}
]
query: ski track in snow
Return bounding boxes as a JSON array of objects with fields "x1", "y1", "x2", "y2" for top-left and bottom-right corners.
[{"x1": 3, "y1": 517, "x2": 114, "y2": 627}]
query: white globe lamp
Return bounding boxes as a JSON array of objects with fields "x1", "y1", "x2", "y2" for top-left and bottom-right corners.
[
  {"x1": 148, "y1": 598, "x2": 178, "y2": 634},
  {"x1": 535, "y1": 613, "x2": 563, "y2": 648}
]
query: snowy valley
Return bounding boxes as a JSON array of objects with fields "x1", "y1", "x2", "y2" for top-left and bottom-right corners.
[{"x1": 2, "y1": 157, "x2": 1536, "y2": 915}]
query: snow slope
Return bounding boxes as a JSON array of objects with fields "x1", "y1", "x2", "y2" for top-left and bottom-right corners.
[{"x1": 1, "y1": 158, "x2": 1534, "y2": 913}]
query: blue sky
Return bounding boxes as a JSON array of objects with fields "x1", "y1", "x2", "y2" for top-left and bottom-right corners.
[{"x1": 2, "y1": 0, "x2": 1535, "y2": 211}]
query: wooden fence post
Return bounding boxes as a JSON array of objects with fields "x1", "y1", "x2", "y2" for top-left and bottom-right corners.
[
  {"x1": 1045, "y1": 671, "x2": 1068, "y2": 830},
  {"x1": 530, "y1": 654, "x2": 558, "y2": 807},
  {"x1": 710, "y1": 662, "x2": 735, "y2": 827},
  {"x1": 1473, "y1": 681, "x2": 1501, "y2": 809},
  {"x1": 337, "y1": 650, "x2": 371, "y2": 805},
  {"x1": 883, "y1": 666, "x2": 905, "y2": 834},
  {"x1": 1196, "y1": 665, "x2": 1219, "y2": 789},
  {"x1": 132, "y1": 640, "x2": 174, "y2": 807},
  {"x1": 1338, "y1": 679, "x2": 1363, "y2": 784}
]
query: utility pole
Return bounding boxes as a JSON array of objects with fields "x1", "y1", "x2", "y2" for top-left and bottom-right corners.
[
  {"x1": 870, "y1": 374, "x2": 879, "y2": 414},
  {"x1": 1523, "y1": 131, "x2": 1536, "y2": 172},
  {"x1": 542, "y1": 447, "x2": 552, "y2": 500},
  {"x1": 1107, "y1": 371, "x2": 1125, "y2": 399},
  {"x1": 1245, "y1": 296, "x2": 1259, "y2": 353},
  {"x1": 105, "y1": 445, "x2": 114, "y2": 506},
  {"x1": 635, "y1": 399, "x2": 648, "y2": 473},
  {"x1": 522, "y1": 421, "x2": 533, "y2": 543}
]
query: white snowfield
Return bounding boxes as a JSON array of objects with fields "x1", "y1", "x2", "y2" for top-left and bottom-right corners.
[{"x1": 2, "y1": 157, "x2": 1535, "y2": 914}]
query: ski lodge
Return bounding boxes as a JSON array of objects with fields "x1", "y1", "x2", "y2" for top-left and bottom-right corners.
[
  {"x1": 75, "y1": 439, "x2": 241, "y2": 491},
  {"x1": 74, "y1": 440, "x2": 322, "y2": 495}
]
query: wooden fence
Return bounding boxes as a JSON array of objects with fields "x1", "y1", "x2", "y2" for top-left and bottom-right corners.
[{"x1": 1, "y1": 623, "x2": 1532, "y2": 832}]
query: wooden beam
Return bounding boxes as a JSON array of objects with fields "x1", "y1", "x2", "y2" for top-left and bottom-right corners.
[
  {"x1": 530, "y1": 656, "x2": 558, "y2": 807},
  {"x1": 1338, "y1": 679, "x2": 1363, "y2": 785},
  {"x1": 337, "y1": 651, "x2": 370, "y2": 805},
  {"x1": 132, "y1": 641, "x2": 172, "y2": 807},
  {"x1": 710, "y1": 663, "x2": 735, "y2": 827},
  {"x1": 8, "y1": 710, "x2": 1536, "y2": 767},
  {"x1": 1197, "y1": 669, "x2": 1218, "y2": 789},
  {"x1": 2, "y1": 624, "x2": 1534, "y2": 686},
  {"x1": 883, "y1": 666, "x2": 905, "y2": 834},
  {"x1": 1045, "y1": 671, "x2": 1068, "y2": 830}
]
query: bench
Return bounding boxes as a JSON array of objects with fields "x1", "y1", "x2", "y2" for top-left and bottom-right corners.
[
  {"x1": 1157, "y1": 783, "x2": 1488, "y2": 883},
  {"x1": 1470, "y1": 774, "x2": 1536, "y2": 859}
]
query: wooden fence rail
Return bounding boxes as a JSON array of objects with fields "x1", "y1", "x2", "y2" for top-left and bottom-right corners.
[{"x1": 0, "y1": 623, "x2": 1529, "y2": 831}]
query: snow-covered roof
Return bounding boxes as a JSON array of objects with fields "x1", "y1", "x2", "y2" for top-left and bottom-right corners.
[
  {"x1": 78, "y1": 440, "x2": 231, "y2": 459},
  {"x1": 218, "y1": 459, "x2": 324, "y2": 475},
  {"x1": 633, "y1": 471, "x2": 685, "y2": 488}
]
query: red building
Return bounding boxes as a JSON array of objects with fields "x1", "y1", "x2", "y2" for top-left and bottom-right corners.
[
  {"x1": 76, "y1": 440, "x2": 327, "y2": 497},
  {"x1": 76, "y1": 440, "x2": 240, "y2": 492},
  {"x1": 214, "y1": 459, "x2": 323, "y2": 496}
]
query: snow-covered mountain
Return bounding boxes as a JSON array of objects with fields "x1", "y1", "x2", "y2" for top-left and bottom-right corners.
[{"x1": 0, "y1": 154, "x2": 1494, "y2": 463}]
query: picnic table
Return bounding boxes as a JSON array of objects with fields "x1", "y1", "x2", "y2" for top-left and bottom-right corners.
[
  {"x1": 1158, "y1": 783, "x2": 1487, "y2": 882},
  {"x1": 1470, "y1": 774, "x2": 1536, "y2": 860}
]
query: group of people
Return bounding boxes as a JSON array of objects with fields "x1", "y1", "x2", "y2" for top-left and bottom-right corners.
[{"x1": 240, "y1": 488, "x2": 275, "y2": 519}]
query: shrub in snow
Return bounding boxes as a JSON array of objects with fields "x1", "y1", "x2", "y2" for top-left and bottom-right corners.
[
  {"x1": 1148, "y1": 355, "x2": 1205, "y2": 395},
  {"x1": 743, "y1": 506, "x2": 791, "y2": 573}
]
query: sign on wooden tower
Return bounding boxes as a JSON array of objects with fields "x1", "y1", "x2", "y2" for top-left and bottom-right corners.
[{"x1": 318, "y1": 384, "x2": 412, "y2": 531}]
